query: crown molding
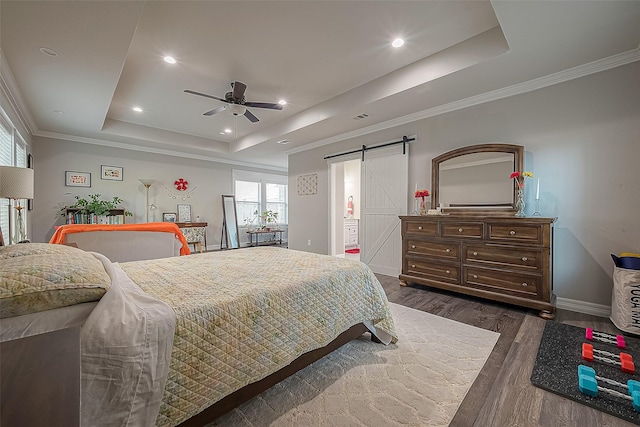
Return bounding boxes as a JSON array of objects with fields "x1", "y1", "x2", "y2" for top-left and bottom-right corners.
[
  {"x1": 35, "y1": 130, "x2": 287, "y2": 172},
  {"x1": 0, "y1": 49, "x2": 37, "y2": 138},
  {"x1": 287, "y1": 47, "x2": 640, "y2": 156}
]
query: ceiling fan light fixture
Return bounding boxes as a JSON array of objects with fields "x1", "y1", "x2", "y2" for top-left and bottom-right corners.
[{"x1": 227, "y1": 104, "x2": 246, "y2": 116}]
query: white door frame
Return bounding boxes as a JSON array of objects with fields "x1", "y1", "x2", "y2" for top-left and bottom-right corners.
[{"x1": 328, "y1": 139, "x2": 412, "y2": 270}]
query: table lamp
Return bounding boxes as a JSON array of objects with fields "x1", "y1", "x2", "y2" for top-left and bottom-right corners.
[{"x1": 0, "y1": 166, "x2": 34, "y2": 243}]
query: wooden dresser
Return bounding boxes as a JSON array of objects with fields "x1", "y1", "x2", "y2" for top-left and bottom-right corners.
[{"x1": 399, "y1": 215, "x2": 556, "y2": 318}]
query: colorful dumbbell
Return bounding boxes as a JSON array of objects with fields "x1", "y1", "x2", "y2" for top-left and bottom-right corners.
[
  {"x1": 586, "y1": 328, "x2": 626, "y2": 349},
  {"x1": 578, "y1": 365, "x2": 640, "y2": 412},
  {"x1": 582, "y1": 343, "x2": 635, "y2": 374}
]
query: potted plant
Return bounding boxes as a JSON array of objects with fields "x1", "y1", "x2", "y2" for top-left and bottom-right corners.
[
  {"x1": 260, "y1": 210, "x2": 279, "y2": 231},
  {"x1": 61, "y1": 193, "x2": 132, "y2": 223}
]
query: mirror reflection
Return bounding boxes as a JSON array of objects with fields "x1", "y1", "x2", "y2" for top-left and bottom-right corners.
[{"x1": 439, "y1": 152, "x2": 514, "y2": 208}]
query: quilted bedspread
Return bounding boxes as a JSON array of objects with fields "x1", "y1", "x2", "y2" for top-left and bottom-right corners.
[{"x1": 120, "y1": 247, "x2": 397, "y2": 427}]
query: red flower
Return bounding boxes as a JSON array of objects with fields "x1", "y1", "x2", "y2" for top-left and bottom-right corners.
[
  {"x1": 414, "y1": 189, "x2": 430, "y2": 198},
  {"x1": 174, "y1": 178, "x2": 188, "y2": 191},
  {"x1": 510, "y1": 172, "x2": 520, "y2": 180}
]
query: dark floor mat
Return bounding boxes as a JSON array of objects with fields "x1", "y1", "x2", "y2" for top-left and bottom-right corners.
[{"x1": 531, "y1": 321, "x2": 640, "y2": 425}]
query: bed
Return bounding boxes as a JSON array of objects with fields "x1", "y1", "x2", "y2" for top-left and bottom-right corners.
[
  {"x1": 49, "y1": 222, "x2": 191, "y2": 262},
  {"x1": 0, "y1": 242, "x2": 397, "y2": 426}
]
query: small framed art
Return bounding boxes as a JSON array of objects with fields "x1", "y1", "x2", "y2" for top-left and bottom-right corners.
[
  {"x1": 163, "y1": 212, "x2": 177, "y2": 222},
  {"x1": 101, "y1": 165, "x2": 123, "y2": 181},
  {"x1": 65, "y1": 171, "x2": 91, "y2": 187},
  {"x1": 177, "y1": 204, "x2": 191, "y2": 222}
]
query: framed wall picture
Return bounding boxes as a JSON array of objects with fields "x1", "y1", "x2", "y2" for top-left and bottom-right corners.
[
  {"x1": 65, "y1": 171, "x2": 91, "y2": 187},
  {"x1": 177, "y1": 204, "x2": 191, "y2": 222},
  {"x1": 163, "y1": 212, "x2": 177, "y2": 222},
  {"x1": 101, "y1": 165, "x2": 123, "y2": 181}
]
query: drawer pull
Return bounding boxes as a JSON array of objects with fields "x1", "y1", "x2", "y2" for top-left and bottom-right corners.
[
  {"x1": 472, "y1": 251, "x2": 478, "y2": 256},
  {"x1": 473, "y1": 274, "x2": 478, "y2": 279},
  {"x1": 411, "y1": 264, "x2": 416, "y2": 268},
  {"x1": 458, "y1": 228, "x2": 464, "y2": 232},
  {"x1": 411, "y1": 245, "x2": 416, "y2": 249},
  {"x1": 446, "y1": 248, "x2": 451, "y2": 253},
  {"x1": 418, "y1": 226, "x2": 423, "y2": 230},
  {"x1": 522, "y1": 282, "x2": 528, "y2": 287},
  {"x1": 521, "y1": 257, "x2": 528, "y2": 262},
  {"x1": 445, "y1": 270, "x2": 450, "y2": 274},
  {"x1": 510, "y1": 230, "x2": 516, "y2": 235}
]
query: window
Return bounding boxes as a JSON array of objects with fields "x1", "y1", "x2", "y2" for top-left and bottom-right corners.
[
  {"x1": 233, "y1": 170, "x2": 288, "y2": 227},
  {"x1": 0, "y1": 111, "x2": 29, "y2": 242}
]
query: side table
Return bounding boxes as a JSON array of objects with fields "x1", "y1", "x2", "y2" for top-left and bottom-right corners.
[{"x1": 246, "y1": 229, "x2": 285, "y2": 247}]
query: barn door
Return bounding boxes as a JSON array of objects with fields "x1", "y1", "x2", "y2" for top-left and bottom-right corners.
[{"x1": 361, "y1": 145, "x2": 408, "y2": 276}]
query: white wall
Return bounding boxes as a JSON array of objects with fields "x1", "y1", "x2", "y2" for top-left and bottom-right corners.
[
  {"x1": 31, "y1": 136, "x2": 286, "y2": 248},
  {"x1": 289, "y1": 60, "x2": 640, "y2": 307}
]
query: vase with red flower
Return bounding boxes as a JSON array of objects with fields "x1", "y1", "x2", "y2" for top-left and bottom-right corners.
[
  {"x1": 414, "y1": 189, "x2": 430, "y2": 215},
  {"x1": 510, "y1": 171, "x2": 533, "y2": 217}
]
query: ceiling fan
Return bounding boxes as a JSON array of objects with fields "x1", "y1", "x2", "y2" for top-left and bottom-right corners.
[{"x1": 184, "y1": 81, "x2": 283, "y2": 123}]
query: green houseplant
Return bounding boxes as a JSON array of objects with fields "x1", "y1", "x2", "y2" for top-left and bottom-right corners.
[
  {"x1": 61, "y1": 194, "x2": 132, "y2": 221},
  {"x1": 260, "y1": 210, "x2": 279, "y2": 231}
]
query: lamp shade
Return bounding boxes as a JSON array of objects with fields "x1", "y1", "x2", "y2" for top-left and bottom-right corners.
[{"x1": 0, "y1": 166, "x2": 34, "y2": 199}]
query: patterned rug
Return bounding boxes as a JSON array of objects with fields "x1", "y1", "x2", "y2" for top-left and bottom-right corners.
[{"x1": 210, "y1": 303, "x2": 500, "y2": 426}]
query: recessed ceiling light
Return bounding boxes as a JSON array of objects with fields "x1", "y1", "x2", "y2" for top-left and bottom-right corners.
[
  {"x1": 392, "y1": 38, "x2": 404, "y2": 48},
  {"x1": 39, "y1": 47, "x2": 59, "y2": 57},
  {"x1": 278, "y1": 100, "x2": 287, "y2": 106},
  {"x1": 54, "y1": 110, "x2": 64, "y2": 114},
  {"x1": 276, "y1": 139, "x2": 290, "y2": 145},
  {"x1": 224, "y1": 128, "x2": 232, "y2": 134},
  {"x1": 163, "y1": 56, "x2": 176, "y2": 64},
  {"x1": 220, "y1": 132, "x2": 226, "y2": 135},
  {"x1": 132, "y1": 106, "x2": 143, "y2": 112}
]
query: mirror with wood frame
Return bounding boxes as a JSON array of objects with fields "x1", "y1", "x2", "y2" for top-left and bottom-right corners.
[{"x1": 431, "y1": 143, "x2": 524, "y2": 215}]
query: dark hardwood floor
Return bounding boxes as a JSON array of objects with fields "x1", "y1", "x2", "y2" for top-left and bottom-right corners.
[{"x1": 376, "y1": 274, "x2": 637, "y2": 427}]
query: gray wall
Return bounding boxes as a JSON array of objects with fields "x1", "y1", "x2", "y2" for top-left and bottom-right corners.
[
  {"x1": 31, "y1": 136, "x2": 285, "y2": 248},
  {"x1": 289, "y1": 60, "x2": 640, "y2": 308}
]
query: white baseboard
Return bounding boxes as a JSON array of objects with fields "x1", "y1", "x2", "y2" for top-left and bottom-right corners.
[{"x1": 556, "y1": 296, "x2": 611, "y2": 318}]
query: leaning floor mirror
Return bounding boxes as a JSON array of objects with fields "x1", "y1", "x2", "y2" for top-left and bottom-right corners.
[{"x1": 221, "y1": 195, "x2": 240, "y2": 249}]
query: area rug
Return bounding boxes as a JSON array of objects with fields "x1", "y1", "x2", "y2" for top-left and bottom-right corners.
[
  {"x1": 531, "y1": 322, "x2": 640, "y2": 424},
  {"x1": 345, "y1": 248, "x2": 360, "y2": 254},
  {"x1": 210, "y1": 302, "x2": 500, "y2": 426}
]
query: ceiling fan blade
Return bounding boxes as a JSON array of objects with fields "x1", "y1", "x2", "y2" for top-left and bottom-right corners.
[
  {"x1": 244, "y1": 102, "x2": 283, "y2": 110},
  {"x1": 184, "y1": 89, "x2": 227, "y2": 103},
  {"x1": 244, "y1": 109, "x2": 259, "y2": 123},
  {"x1": 203, "y1": 106, "x2": 226, "y2": 116},
  {"x1": 231, "y1": 81, "x2": 247, "y2": 102}
]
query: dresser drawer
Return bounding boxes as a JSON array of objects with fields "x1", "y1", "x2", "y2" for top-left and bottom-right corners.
[
  {"x1": 488, "y1": 223, "x2": 543, "y2": 245},
  {"x1": 441, "y1": 222, "x2": 483, "y2": 239},
  {"x1": 465, "y1": 244, "x2": 541, "y2": 270},
  {"x1": 407, "y1": 239, "x2": 459, "y2": 260},
  {"x1": 405, "y1": 221, "x2": 437, "y2": 236},
  {"x1": 464, "y1": 267, "x2": 540, "y2": 298},
  {"x1": 406, "y1": 258, "x2": 459, "y2": 283}
]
